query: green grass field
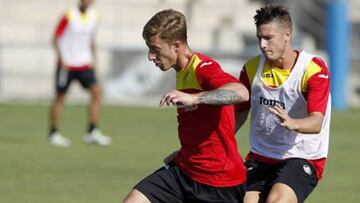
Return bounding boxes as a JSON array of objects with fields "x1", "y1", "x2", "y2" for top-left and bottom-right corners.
[{"x1": 0, "y1": 103, "x2": 359, "y2": 203}]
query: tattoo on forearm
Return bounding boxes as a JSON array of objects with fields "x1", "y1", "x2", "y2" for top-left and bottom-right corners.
[{"x1": 198, "y1": 89, "x2": 241, "y2": 105}]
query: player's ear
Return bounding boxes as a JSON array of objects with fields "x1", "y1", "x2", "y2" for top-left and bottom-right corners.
[
  {"x1": 284, "y1": 28, "x2": 291, "y2": 43},
  {"x1": 173, "y1": 40, "x2": 182, "y2": 52}
]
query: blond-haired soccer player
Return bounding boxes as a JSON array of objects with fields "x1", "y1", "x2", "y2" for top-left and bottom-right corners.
[
  {"x1": 236, "y1": 5, "x2": 331, "y2": 203},
  {"x1": 48, "y1": 0, "x2": 111, "y2": 147},
  {"x1": 123, "y1": 9, "x2": 249, "y2": 203}
]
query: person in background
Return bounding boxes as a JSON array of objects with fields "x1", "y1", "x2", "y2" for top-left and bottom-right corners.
[{"x1": 48, "y1": 0, "x2": 111, "y2": 147}]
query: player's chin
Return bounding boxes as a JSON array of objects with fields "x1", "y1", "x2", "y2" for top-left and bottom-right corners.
[
  {"x1": 263, "y1": 52, "x2": 273, "y2": 59},
  {"x1": 159, "y1": 66, "x2": 170, "y2": 71}
]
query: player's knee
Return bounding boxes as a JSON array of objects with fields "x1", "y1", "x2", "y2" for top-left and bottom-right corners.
[
  {"x1": 54, "y1": 93, "x2": 66, "y2": 103},
  {"x1": 89, "y1": 85, "x2": 102, "y2": 99},
  {"x1": 266, "y1": 193, "x2": 296, "y2": 203},
  {"x1": 266, "y1": 183, "x2": 297, "y2": 203}
]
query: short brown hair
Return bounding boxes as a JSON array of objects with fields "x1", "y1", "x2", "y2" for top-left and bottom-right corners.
[
  {"x1": 254, "y1": 5, "x2": 292, "y2": 31},
  {"x1": 142, "y1": 9, "x2": 187, "y2": 43}
]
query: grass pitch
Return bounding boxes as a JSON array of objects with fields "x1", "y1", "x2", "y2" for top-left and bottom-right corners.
[{"x1": 0, "y1": 103, "x2": 359, "y2": 202}]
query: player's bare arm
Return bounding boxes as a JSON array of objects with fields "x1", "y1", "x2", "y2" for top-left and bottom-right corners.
[
  {"x1": 91, "y1": 36, "x2": 97, "y2": 69},
  {"x1": 53, "y1": 37, "x2": 62, "y2": 62},
  {"x1": 269, "y1": 104, "x2": 324, "y2": 134},
  {"x1": 198, "y1": 90, "x2": 240, "y2": 105},
  {"x1": 52, "y1": 35, "x2": 67, "y2": 70},
  {"x1": 159, "y1": 82, "x2": 249, "y2": 107},
  {"x1": 198, "y1": 82, "x2": 249, "y2": 105}
]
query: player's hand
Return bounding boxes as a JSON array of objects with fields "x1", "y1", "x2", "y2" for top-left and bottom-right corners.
[
  {"x1": 90, "y1": 62, "x2": 97, "y2": 71},
  {"x1": 159, "y1": 90, "x2": 197, "y2": 107},
  {"x1": 268, "y1": 104, "x2": 299, "y2": 131},
  {"x1": 58, "y1": 59, "x2": 66, "y2": 69}
]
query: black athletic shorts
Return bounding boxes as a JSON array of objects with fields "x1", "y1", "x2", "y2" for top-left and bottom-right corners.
[
  {"x1": 55, "y1": 68, "x2": 97, "y2": 94},
  {"x1": 134, "y1": 163, "x2": 246, "y2": 203},
  {"x1": 245, "y1": 158, "x2": 318, "y2": 203}
]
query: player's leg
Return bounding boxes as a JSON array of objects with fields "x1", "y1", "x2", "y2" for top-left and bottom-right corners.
[
  {"x1": 48, "y1": 67, "x2": 72, "y2": 147},
  {"x1": 122, "y1": 189, "x2": 151, "y2": 203},
  {"x1": 243, "y1": 159, "x2": 276, "y2": 203},
  {"x1": 244, "y1": 191, "x2": 262, "y2": 203},
  {"x1": 77, "y1": 68, "x2": 101, "y2": 131},
  {"x1": 49, "y1": 92, "x2": 66, "y2": 132},
  {"x1": 266, "y1": 183, "x2": 297, "y2": 203},
  {"x1": 267, "y1": 158, "x2": 318, "y2": 203},
  {"x1": 88, "y1": 82, "x2": 102, "y2": 130},
  {"x1": 78, "y1": 69, "x2": 111, "y2": 145}
]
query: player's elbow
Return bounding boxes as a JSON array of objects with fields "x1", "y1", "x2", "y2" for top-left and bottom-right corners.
[
  {"x1": 313, "y1": 123, "x2": 323, "y2": 134},
  {"x1": 222, "y1": 82, "x2": 249, "y2": 104},
  {"x1": 299, "y1": 119, "x2": 323, "y2": 134},
  {"x1": 308, "y1": 125, "x2": 322, "y2": 134},
  {"x1": 237, "y1": 84, "x2": 249, "y2": 103},
  {"x1": 309, "y1": 112, "x2": 324, "y2": 134}
]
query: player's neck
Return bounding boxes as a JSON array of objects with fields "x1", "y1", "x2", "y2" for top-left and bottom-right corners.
[
  {"x1": 269, "y1": 50, "x2": 298, "y2": 70},
  {"x1": 175, "y1": 47, "x2": 194, "y2": 72},
  {"x1": 79, "y1": 5, "x2": 88, "y2": 13}
]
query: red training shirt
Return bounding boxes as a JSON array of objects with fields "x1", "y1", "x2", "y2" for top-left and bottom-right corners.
[{"x1": 174, "y1": 52, "x2": 247, "y2": 187}]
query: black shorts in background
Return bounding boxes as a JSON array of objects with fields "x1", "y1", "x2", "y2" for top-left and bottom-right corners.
[
  {"x1": 135, "y1": 163, "x2": 246, "y2": 203},
  {"x1": 245, "y1": 158, "x2": 318, "y2": 203},
  {"x1": 55, "y1": 68, "x2": 97, "y2": 94}
]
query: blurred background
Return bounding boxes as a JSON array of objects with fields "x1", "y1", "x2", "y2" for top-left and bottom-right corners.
[{"x1": 0, "y1": 0, "x2": 359, "y2": 108}]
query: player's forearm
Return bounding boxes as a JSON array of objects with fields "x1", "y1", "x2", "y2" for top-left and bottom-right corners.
[
  {"x1": 196, "y1": 82, "x2": 249, "y2": 105},
  {"x1": 91, "y1": 39, "x2": 97, "y2": 68},
  {"x1": 52, "y1": 37, "x2": 62, "y2": 61},
  {"x1": 292, "y1": 112, "x2": 324, "y2": 134}
]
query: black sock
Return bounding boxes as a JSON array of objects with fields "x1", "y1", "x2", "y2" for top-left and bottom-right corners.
[
  {"x1": 87, "y1": 123, "x2": 97, "y2": 133},
  {"x1": 49, "y1": 127, "x2": 58, "y2": 136}
]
